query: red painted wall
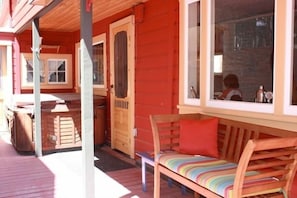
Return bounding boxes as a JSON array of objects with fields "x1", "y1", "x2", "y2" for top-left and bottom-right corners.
[
  {"x1": 74, "y1": 1, "x2": 179, "y2": 151},
  {"x1": 133, "y1": 0, "x2": 179, "y2": 152},
  {"x1": 75, "y1": 0, "x2": 179, "y2": 151},
  {"x1": 15, "y1": 30, "x2": 75, "y2": 93}
]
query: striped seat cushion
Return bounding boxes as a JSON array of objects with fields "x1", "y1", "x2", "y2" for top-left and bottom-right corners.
[{"x1": 157, "y1": 153, "x2": 280, "y2": 197}]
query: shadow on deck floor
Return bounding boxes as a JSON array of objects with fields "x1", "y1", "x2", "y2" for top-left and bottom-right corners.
[{"x1": 0, "y1": 131, "x2": 194, "y2": 198}]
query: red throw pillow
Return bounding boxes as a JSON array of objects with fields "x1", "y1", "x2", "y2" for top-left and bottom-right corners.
[{"x1": 179, "y1": 118, "x2": 219, "y2": 158}]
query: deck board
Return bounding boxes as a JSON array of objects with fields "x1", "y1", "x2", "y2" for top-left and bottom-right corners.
[{"x1": 0, "y1": 136, "x2": 193, "y2": 198}]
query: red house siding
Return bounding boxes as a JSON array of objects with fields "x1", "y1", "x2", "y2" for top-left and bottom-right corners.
[
  {"x1": 134, "y1": 0, "x2": 179, "y2": 152},
  {"x1": 73, "y1": 1, "x2": 180, "y2": 151},
  {"x1": 12, "y1": 37, "x2": 21, "y2": 94},
  {"x1": 15, "y1": 30, "x2": 75, "y2": 93}
]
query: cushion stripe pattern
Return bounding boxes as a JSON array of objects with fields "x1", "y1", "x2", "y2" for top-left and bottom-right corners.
[{"x1": 158, "y1": 153, "x2": 279, "y2": 197}]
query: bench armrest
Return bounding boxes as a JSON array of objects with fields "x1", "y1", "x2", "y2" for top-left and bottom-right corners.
[{"x1": 234, "y1": 137, "x2": 297, "y2": 197}]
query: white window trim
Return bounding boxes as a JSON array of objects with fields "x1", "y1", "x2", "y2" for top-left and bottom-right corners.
[
  {"x1": 75, "y1": 33, "x2": 107, "y2": 96},
  {"x1": 47, "y1": 58, "x2": 68, "y2": 84},
  {"x1": 0, "y1": 41, "x2": 13, "y2": 101},
  {"x1": 205, "y1": 0, "x2": 275, "y2": 114},
  {"x1": 180, "y1": 0, "x2": 277, "y2": 114},
  {"x1": 179, "y1": 0, "x2": 201, "y2": 106},
  {"x1": 20, "y1": 53, "x2": 72, "y2": 89},
  {"x1": 283, "y1": 0, "x2": 297, "y2": 116}
]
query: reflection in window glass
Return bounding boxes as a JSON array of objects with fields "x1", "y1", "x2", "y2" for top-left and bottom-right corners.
[
  {"x1": 292, "y1": 0, "x2": 297, "y2": 105},
  {"x1": 213, "y1": 0, "x2": 274, "y2": 103},
  {"x1": 187, "y1": 1, "x2": 200, "y2": 99},
  {"x1": 93, "y1": 43, "x2": 104, "y2": 85},
  {"x1": 48, "y1": 59, "x2": 66, "y2": 83},
  {"x1": 25, "y1": 59, "x2": 45, "y2": 83}
]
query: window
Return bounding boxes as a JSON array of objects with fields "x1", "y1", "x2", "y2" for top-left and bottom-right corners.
[
  {"x1": 180, "y1": 0, "x2": 279, "y2": 113},
  {"x1": 211, "y1": 0, "x2": 275, "y2": 104},
  {"x1": 21, "y1": 53, "x2": 72, "y2": 89},
  {"x1": 92, "y1": 43, "x2": 104, "y2": 86},
  {"x1": 75, "y1": 33, "x2": 107, "y2": 96},
  {"x1": 208, "y1": 0, "x2": 275, "y2": 113},
  {"x1": 48, "y1": 59, "x2": 66, "y2": 83},
  {"x1": 25, "y1": 59, "x2": 45, "y2": 83}
]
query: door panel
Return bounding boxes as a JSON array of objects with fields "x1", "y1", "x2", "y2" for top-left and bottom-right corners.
[{"x1": 110, "y1": 16, "x2": 135, "y2": 158}]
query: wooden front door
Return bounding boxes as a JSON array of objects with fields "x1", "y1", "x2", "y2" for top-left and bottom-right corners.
[{"x1": 109, "y1": 16, "x2": 135, "y2": 158}]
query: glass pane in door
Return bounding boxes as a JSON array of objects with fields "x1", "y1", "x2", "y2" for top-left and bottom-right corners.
[{"x1": 114, "y1": 31, "x2": 128, "y2": 98}]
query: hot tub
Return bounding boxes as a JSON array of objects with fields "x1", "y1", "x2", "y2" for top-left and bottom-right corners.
[{"x1": 5, "y1": 93, "x2": 106, "y2": 152}]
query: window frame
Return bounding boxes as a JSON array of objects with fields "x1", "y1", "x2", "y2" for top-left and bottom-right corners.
[
  {"x1": 179, "y1": 0, "x2": 297, "y2": 119},
  {"x1": 206, "y1": 0, "x2": 275, "y2": 113},
  {"x1": 284, "y1": 0, "x2": 297, "y2": 116},
  {"x1": 20, "y1": 53, "x2": 72, "y2": 89},
  {"x1": 179, "y1": 0, "x2": 277, "y2": 114},
  {"x1": 75, "y1": 33, "x2": 107, "y2": 96},
  {"x1": 179, "y1": 0, "x2": 201, "y2": 106},
  {"x1": 47, "y1": 58, "x2": 67, "y2": 84}
]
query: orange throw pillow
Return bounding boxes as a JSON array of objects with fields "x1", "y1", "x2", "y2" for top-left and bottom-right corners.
[{"x1": 179, "y1": 118, "x2": 219, "y2": 158}]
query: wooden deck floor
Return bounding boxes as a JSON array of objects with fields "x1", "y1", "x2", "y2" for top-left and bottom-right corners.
[{"x1": 0, "y1": 133, "x2": 194, "y2": 198}]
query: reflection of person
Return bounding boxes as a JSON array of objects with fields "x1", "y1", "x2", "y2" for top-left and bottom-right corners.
[{"x1": 218, "y1": 74, "x2": 242, "y2": 101}]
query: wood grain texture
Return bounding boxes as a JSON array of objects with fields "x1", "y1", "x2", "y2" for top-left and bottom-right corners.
[
  {"x1": 0, "y1": 138, "x2": 193, "y2": 198},
  {"x1": 150, "y1": 113, "x2": 297, "y2": 198}
]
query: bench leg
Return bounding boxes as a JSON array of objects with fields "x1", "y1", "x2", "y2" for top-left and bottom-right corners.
[
  {"x1": 141, "y1": 158, "x2": 147, "y2": 192},
  {"x1": 154, "y1": 164, "x2": 160, "y2": 198}
]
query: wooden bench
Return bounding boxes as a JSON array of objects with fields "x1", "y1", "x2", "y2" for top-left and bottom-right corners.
[{"x1": 150, "y1": 113, "x2": 297, "y2": 198}]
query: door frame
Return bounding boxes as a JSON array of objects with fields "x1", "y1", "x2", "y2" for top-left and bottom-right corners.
[
  {"x1": 0, "y1": 41, "x2": 13, "y2": 131},
  {"x1": 109, "y1": 15, "x2": 135, "y2": 158}
]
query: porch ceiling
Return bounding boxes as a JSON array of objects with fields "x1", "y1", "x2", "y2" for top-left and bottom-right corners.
[
  {"x1": 26, "y1": 0, "x2": 272, "y2": 33},
  {"x1": 38, "y1": 0, "x2": 146, "y2": 32}
]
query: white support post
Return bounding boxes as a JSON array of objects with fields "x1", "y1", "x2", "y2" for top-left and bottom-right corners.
[
  {"x1": 80, "y1": 0, "x2": 95, "y2": 198},
  {"x1": 32, "y1": 18, "x2": 42, "y2": 157}
]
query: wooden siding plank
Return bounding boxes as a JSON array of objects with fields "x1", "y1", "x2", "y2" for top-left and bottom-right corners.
[{"x1": 134, "y1": 0, "x2": 179, "y2": 154}]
